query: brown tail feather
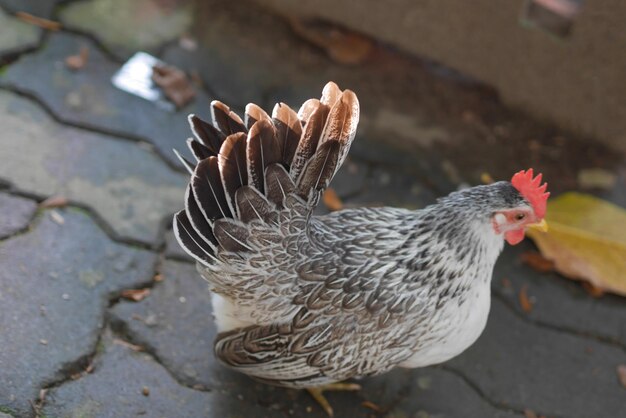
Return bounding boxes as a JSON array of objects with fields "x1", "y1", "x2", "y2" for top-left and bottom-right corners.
[
  {"x1": 218, "y1": 132, "x2": 248, "y2": 215},
  {"x1": 186, "y1": 138, "x2": 214, "y2": 161},
  {"x1": 246, "y1": 119, "x2": 281, "y2": 193},
  {"x1": 191, "y1": 156, "x2": 233, "y2": 222},
  {"x1": 189, "y1": 114, "x2": 225, "y2": 154},
  {"x1": 296, "y1": 140, "x2": 340, "y2": 198},
  {"x1": 211, "y1": 100, "x2": 246, "y2": 135},
  {"x1": 289, "y1": 102, "x2": 329, "y2": 181},
  {"x1": 272, "y1": 103, "x2": 301, "y2": 167},
  {"x1": 174, "y1": 82, "x2": 359, "y2": 263},
  {"x1": 245, "y1": 103, "x2": 272, "y2": 130}
]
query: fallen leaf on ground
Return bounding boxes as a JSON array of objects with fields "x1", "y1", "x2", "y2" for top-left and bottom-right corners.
[
  {"x1": 40, "y1": 195, "x2": 68, "y2": 209},
  {"x1": 288, "y1": 18, "x2": 373, "y2": 65},
  {"x1": 526, "y1": 193, "x2": 626, "y2": 296},
  {"x1": 65, "y1": 46, "x2": 89, "y2": 71},
  {"x1": 322, "y1": 188, "x2": 343, "y2": 211},
  {"x1": 113, "y1": 338, "x2": 144, "y2": 352},
  {"x1": 152, "y1": 64, "x2": 196, "y2": 108},
  {"x1": 519, "y1": 284, "x2": 533, "y2": 313},
  {"x1": 520, "y1": 251, "x2": 555, "y2": 273},
  {"x1": 16, "y1": 12, "x2": 61, "y2": 30},
  {"x1": 120, "y1": 288, "x2": 151, "y2": 302},
  {"x1": 153, "y1": 273, "x2": 164, "y2": 282},
  {"x1": 617, "y1": 365, "x2": 626, "y2": 389},
  {"x1": 361, "y1": 400, "x2": 382, "y2": 412},
  {"x1": 523, "y1": 409, "x2": 538, "y2": 418}
]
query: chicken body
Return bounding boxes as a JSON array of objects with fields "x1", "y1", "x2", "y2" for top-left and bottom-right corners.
[{"x1": 174, "y1": 82, "x2": 547, "y2": 390}]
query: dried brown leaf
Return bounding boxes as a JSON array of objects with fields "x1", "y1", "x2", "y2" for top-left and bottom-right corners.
[
  {"x1": 65, "y1": 46, "x2": 89, "y2": 71},
  {"x1": 361, "y1": 400, "x2": 382, "y2": 412},
  {"x1": 153, "y1": 273, "x2": 164, "y2": 282},
  {"x1": 120, "y1": 288, "x2": 151, "y2": 302},
  {"x1": 523, "y1": 409, "x2": 538, "y2": 418},
  {"x1": 40, "y1": 195, "x2": 68, "y2": 209},
  {"x1": 322, "y1": 188, "x2": 343, "y2": 211},
  {"x1": 289, "y1": 18, "x2": 373, "y2": 65},
  {"x1": 16, "y1": 12, "x2": 61, "y2": 31},
  {"x1": 113, "y1": 338, "x2": 144, "y2": 352},
  {"x1": 152, "y1": 64, "x2": 196, "y2": 108},
  {"x1": 520, "y1": 251, "x2": 555, "y2": 273},
  {"x1": 519, "y1": 284, "x2": 533, "y2": 313},
  {"x1": 617, "y1": 364, "x2": 626, "y2": 389}
]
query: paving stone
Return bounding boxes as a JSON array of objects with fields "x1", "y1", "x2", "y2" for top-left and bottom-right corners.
[
  {"x1": 0, "y1": 209, "x2": 157, "y2": 417},
  {"x1": 0, "y1": 193, "x2": 37, "y2": 238},
  {"x1": 448, "y1": 298, "x2": 626, "y2": 418},
  {"x1": 108, "y1": 260, "x2": 231, "y2": 389},
  {"x1": 0, "y1": 32, "x2": 213, "y2": 169},
  {"x1": 0, "y1": 7, "x2": 40, "y2": 57},
  {"x1": 0, "y1": 0, "x2": 60, "y2": 18},
  {"x1": 346, "y1": 166, "x2": 437, "y2": 210},
  {"x1": 42, "y1": 330, "x2": 288, "y2": 418},
  {"x1": 58, "y1": 0, "x2": 192, "y2": 60},
  {"x1": 0, "y1": 90, "x2": 187, "y2": 243},
  {"x1": 493, "y1": 242, "x2": 626, "y2": 348}
]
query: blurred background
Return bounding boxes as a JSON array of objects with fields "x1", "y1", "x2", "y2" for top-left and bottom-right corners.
[{"x1": 0, "y1": 1, "x2": 624, "y2": 417}]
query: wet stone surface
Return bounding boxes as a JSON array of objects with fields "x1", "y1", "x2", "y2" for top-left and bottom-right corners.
[
  {"x1": 448, "y1": 297, "x2": 626, "y2": 418},
  {"x1": 0, "y1": 209, "x2": 157, "y2": 417},
  {"x1": 494, "y1": 243, "x2": 626, "y2": 348},
  {"x1": 0, "y1": 193, "x2": 37, "y2": 238},
  {"x1": 0, "y1": 32, "x2": 212, "y2": 169},
  {"x1": 346, "y1": 166, "x2": 438, "y2": 210},
  {"x1": 0, "y1": 90, "x2": 186, "y2": 243}
]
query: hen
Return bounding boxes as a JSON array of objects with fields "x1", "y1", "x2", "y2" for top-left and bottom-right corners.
[{"x1": 173, "y1": 82, "x2": 549, "y2": 415}]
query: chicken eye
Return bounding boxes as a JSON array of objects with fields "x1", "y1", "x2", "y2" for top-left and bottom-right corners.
[{"x1": 515, "y1": 213, "x2": 526, "y2": 221}]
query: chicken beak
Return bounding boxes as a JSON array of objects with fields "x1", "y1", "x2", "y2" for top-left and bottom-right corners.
[{"x1": 527, "y1": 219, "x2": 548, "y2": 232}]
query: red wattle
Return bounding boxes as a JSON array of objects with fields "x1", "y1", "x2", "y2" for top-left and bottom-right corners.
[{"x1": 505, "y1": 229, "x2": 525, "y2": 245}]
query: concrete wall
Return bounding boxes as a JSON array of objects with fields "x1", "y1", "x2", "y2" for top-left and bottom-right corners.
[{"x1": 253, "y1": 0, "x2": 626, "y2": 152}]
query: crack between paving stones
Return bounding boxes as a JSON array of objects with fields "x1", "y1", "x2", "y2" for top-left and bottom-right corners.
[
  {"x1": 36, "y1": 253, "x2": 159, "y2": 415},
  {"x1": 106, "y1": 317, "x2": 213, "y2": 393},
  {"x1": 437, "y1": 364, "x2": 561, "y2": 418},
  {"x1": 0, "y1": 84, "x2": 187, "y2": 174},
  {"x1": 492, "y1": 290, "x2": 626, "y2": 354},
  {"x1": 0, "y1": 186, "x2": 163, "y2": 252}
]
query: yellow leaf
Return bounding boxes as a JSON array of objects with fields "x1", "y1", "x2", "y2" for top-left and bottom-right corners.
[{"x1": 526, "y1": 193, "x2": 626, "y2": 296}]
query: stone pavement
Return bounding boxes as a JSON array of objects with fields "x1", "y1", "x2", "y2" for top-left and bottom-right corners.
[{"x1": 1, "y1": 1, "x2": 625, "y2": 417}]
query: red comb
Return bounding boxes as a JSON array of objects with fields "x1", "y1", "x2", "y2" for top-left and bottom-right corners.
[{"x1": 511, "y1": 169, "x2": 550, "y2": 218}]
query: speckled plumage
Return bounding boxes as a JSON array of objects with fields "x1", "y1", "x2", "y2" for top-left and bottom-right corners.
[{"x1": 174, "y1": 82, "x2": 533, "y2": 388}]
